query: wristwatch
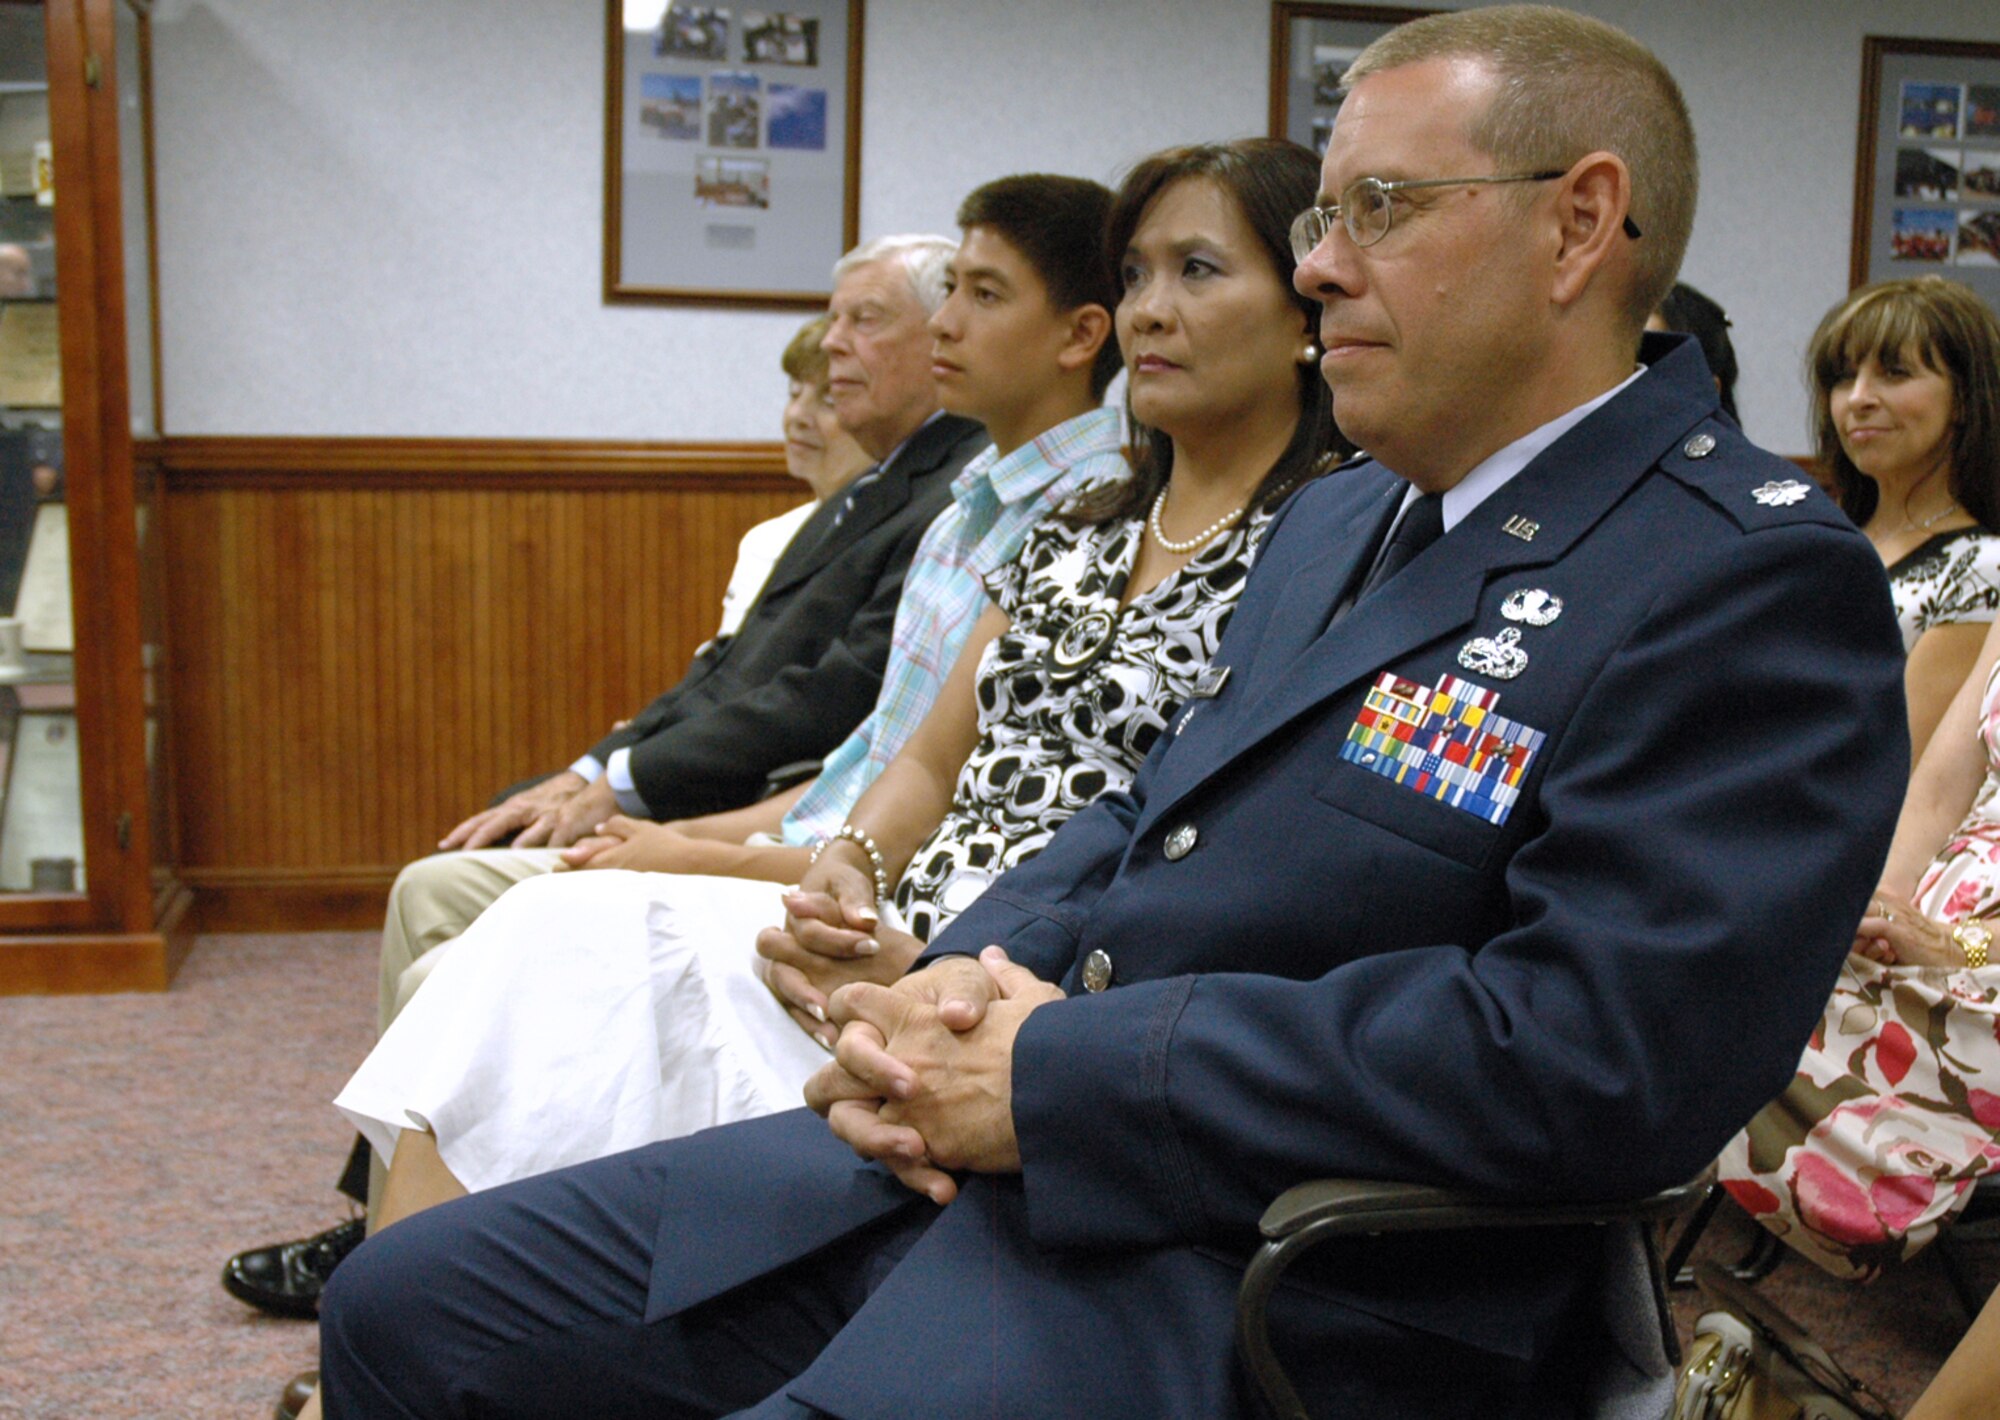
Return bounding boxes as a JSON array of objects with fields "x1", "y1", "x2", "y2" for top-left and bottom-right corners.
[{"x1": 1952, "y1": 921, "x2": 1992, "y2": 970}]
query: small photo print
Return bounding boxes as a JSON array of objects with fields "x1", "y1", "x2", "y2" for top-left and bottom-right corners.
[
  {"x1": 1891, "y1": 207, "x2": 1955, "y2": 262},
  {"x1": 659, "y1": 4, "x2": 730, "y2": 60},
  {"x1": 1966, "y1": 152, "x2": 2000, "y2": 200},
  {"x1": 1310, "y1": 114, "x2": 1334, "y2": 155},
  {"x1": 696, "y1": 154, "x2": 770, "y2": 209},
  {"x1": 1959, "y1": 210, "x2": 2000, "y2": 266},
  {"x1": 1313, "y1": 44, "x2": 1361, "y2": 105},
  {"x1": 639, "y1": 73, "x2": 703, "y2": 141},
  {"x1": 1901, "y1": 81, "x2": 1963, "y2": 140},
  {"x1": 1967, "y1": 84, "x2": 2000, "y2": 140},
  {"x1": 767, "y1": 84, "x2": 827, "y2": 150},
  {"x1": 743, "y1": 11, "x2": 819, "y2": 66},
  {"x1": 1896, "y1": 147, "x2": 1961, "y2": 201},
  {"x1": 707, "y1": 71, "x2": 761, "y2": 149}
]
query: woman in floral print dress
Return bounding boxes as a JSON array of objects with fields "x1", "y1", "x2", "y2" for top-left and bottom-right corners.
[{"x1": 1717, "y1": 278, "x2": 2000, "y2": 1276}]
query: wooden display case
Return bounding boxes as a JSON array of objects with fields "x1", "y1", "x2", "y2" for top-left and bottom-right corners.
[{"x1": 0, "y1": 0, "x2": 187, "y2": 993}]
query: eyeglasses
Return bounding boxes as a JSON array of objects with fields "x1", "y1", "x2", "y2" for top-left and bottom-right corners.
[{"x1": 1288, "y1": 171, "x2": 1643, "y2": 260}]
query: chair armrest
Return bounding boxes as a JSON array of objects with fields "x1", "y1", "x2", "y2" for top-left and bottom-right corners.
[
  {"x1": 1259, "y1": 1175, "x2": 1710, "y2": 1242},
  {"x1": 1238, "y1": 1176, "x2": 1707, "y2": 1420}
]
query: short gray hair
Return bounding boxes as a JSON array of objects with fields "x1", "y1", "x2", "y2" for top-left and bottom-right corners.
[
  {"x1": 1344, "y1": 5, "x2": 1695, "y2": 330},
  {"x1": 832, "y1": 233, "x2": 957, "y2": 313}
]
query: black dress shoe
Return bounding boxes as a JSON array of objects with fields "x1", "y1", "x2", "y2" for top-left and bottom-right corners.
[
  {"x1": 275, "y1": 1369, "x2": 316, "y2": 1420},
  {"x1": 223, "y1": 1217, "x2": 365, "y2": 1319}
]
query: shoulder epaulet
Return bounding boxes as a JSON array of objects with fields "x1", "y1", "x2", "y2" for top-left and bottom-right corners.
[{"x1": 1658, "y1": 418, "x2": 1847, "y2": 534}]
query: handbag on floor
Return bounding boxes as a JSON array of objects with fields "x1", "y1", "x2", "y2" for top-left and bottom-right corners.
[{"x1": 1672, "y1": 1262, "x2": 1897, "y2": 1420}]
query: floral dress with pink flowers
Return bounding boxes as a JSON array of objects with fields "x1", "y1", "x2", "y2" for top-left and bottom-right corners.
[{"x1": 1717, "y1": 659, "x2": 2000, "y2": 1280}]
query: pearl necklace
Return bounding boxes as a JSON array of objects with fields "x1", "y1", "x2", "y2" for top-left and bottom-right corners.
[{"x1": 1149, "y1": 486, "x2": 1249, "y2": 555}]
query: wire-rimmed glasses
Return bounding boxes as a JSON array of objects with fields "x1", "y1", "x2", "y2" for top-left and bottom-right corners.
[{"x1": 1288, "y1": 170, "x2": 1642, "y2": 260}]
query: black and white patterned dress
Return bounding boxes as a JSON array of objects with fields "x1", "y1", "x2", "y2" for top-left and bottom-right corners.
[
  {"x1": 892, "y1": 505, "x2": 1269, "y2": 942},
  {"x1": 1889, "y1": 527, "x2": 2000, "y2": 652}
]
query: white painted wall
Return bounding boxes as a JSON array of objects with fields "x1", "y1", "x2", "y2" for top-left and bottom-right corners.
[{"x1": 147, "y1": 0, "x2": 1999, "y2": 452}]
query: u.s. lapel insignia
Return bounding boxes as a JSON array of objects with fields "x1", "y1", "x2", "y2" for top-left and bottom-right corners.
[
  {"x1": 1173, "y1": 664, "x2": 1232, "y2": 735},
  {"x1": 1500, "y1": 588, "x2": 1562, "y2": 627},
  {"x1": 1751, "y1": 480, "x2": 1810, "y2": 508},
  {"x1": 1458, "y1": 626, "x2": 1528, "y2": 680},
  {"x1": 1501, "y1": 515, "x2": 1540, "y2": 542}
]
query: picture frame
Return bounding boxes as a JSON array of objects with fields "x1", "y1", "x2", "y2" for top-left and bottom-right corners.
[
  {"x1": 604, "y1": 0, "x2": 863, "y2": 307},
  {"x1": 1269, "y1": 2, "x2": 1439, "y2": 154},
  {"x1": 1852, "y1": 36, "x2": 2000, "y2": 303}
]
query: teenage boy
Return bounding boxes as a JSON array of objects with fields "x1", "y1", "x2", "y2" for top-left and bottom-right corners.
[{"x1": 230, "y1": 174, "x2": 1130, "y2": 1332}]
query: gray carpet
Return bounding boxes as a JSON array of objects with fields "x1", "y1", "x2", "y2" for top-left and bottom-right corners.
[{"x1": 0, "y1": 932, "x2": 1987, "y2": 1416}]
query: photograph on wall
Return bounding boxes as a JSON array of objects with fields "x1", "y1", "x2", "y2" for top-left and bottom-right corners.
[
  {"x1": 696, "y1": 155, "x2": 770, "y2": 209},
  {"x1": 1855, "y1": 39, "x2": 2000, "y2": 309},
  {"x1": 638, "y1": 73, "x2": 702, "y2": 139},
  {"x1": 606, "y1": 0, "x2": 861, "y2": 304},
  {"x1": 743, "y1": 12, "x2": 818, "y2": 66},
  {"x1": 1895, "y1": 147, "x2": 1960, "y2": 201},
  {"x1": 1272, "y1": 5, "x2": 1438, "y2": 155},
  {"x1": 1312, "y1": 44, "x2": 1359, "y2": 104},
  {"x1": 658, "y1": 4, "x2": 730, "y2": 60},
  {"x1": 1962, "y1": 211, "x2": 2000, "y2": 267},
  {"x1": 1969, "y1": 84, "x2": 2000, "y2": 140},
  {"x1": 707, "y1": 71, "x2": 760, "y2": 148},
  {"x1": 1901, "y1": 81, "x2": 1963, "y2": 139},
  {"x1": 1891, "y1": 207, "x2": 1955, "y2": 262},
  {"x1": 767, "y1": 84, "x2": 826, "y2": 150},
  {"x1": 1967, "y1": 152, "x2": 2000, "y2": 199}
]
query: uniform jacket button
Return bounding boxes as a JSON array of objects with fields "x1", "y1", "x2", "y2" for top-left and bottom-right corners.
[
  {"x1": 1164, "y1": 824, "x2": 1198, "y2": 861},
  {"x1": 1082, "y1": 949, "x2": 1113, "y2": 993}
]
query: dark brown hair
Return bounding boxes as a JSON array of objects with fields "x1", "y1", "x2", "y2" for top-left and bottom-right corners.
[
  {"x1": 1807, "y1": 276, "x2": 2000, "y2": 531},
  {"x1": 957, "y1": 174, "x2": 1122, "y2": 398},
  {"x1": 1074, "y1": 138, "x2": 1348, "y2": 526}
]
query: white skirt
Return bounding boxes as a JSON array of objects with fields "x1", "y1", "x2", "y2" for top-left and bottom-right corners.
[{"x1": 334, "y1": 868, "x2": 845, "y2": 1194}]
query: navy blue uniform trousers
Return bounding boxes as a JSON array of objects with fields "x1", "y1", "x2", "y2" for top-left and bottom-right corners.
[{"x1": 319, "y1": 1143, "x2": 926, "y2": 1419}]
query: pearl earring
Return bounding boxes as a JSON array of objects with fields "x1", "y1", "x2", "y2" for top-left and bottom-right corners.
[{"x1": 1298, "y1": 341, "x2": 1322, "y2": 366}]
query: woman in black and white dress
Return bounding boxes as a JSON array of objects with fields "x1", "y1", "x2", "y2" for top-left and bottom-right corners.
[{"x1": 332, "y1": 139, "x2": 1346, "y2": 1237}]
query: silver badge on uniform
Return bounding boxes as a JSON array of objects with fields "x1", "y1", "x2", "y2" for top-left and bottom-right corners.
[
  {"x1": 1458, "y1": 626, "x2": 1529, "y2": 680},
  {"x1": 1751, "y1": 480, "x2": 1810, "y2": 508},
  {"x1": 1500, "y1": 589, "x2": 1563, "y2": 627}
]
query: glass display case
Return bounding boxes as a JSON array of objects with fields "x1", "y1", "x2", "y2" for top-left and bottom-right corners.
[{"x1": 0, "y1": 0, "x2": 183, "y2": 993}]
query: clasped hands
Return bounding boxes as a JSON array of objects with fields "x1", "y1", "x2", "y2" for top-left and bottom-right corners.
[
  {"x1": 1854, "y1": 887, "x2": 1981, "y2": 968},
  {"x1": 802, "y1": 946, "x2": 1064, "y2": 1205}
]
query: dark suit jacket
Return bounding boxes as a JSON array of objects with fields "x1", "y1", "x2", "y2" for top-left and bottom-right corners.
[
  {"x1": 628, "y1": 337, "x2": 1906, "y2": 1417},
  {"x1": 587, "y1": 412, "x2": 986, "y2": 819}
]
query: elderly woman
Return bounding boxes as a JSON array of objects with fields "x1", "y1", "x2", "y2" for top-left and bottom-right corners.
[{"x1": 1719, "y1": 279, "x2": 2000, "y2": 1276}]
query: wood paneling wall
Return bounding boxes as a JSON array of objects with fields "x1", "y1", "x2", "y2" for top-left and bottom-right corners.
[{"x1": 149, "y1": 437, "x2": 801, "y2": 927}]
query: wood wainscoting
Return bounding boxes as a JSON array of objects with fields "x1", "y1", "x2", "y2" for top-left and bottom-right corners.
[{"x1": 149, "y1": 436, "x2": 802, "y2": 930}]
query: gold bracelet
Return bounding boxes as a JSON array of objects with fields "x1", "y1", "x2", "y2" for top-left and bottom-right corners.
[
  {"x1": 809, "y1": 823, "x2": 891, "y2": 905},
  {"x1": 1953, "y1": 921, "x2": 1992, "y2": 970}
]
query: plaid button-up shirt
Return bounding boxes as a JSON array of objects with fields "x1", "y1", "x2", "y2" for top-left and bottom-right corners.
[{"x1": 783, "y1": 406, "x2": 1126, "y2": 845}]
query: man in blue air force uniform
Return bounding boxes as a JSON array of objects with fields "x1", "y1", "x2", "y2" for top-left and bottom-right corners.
[{"x1": 318, "y1": 9, "x2": 1908, "y2": 1417}]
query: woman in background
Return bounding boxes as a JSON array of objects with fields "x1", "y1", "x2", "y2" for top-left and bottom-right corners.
[
  {"x1": 1718, "y1": 280, "x2": 2000, "y2": 1277},
  {"x1": 713, "y1": 313, "x2": 874, "y2": 640},
  {"x1": 1815, "y1": 276, "x2": 2000, "y2": 760}
]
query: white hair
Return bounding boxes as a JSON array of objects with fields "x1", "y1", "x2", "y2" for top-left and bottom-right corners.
[{"x1": 832, "y1": 233, "x2": 956, "y2": 313}]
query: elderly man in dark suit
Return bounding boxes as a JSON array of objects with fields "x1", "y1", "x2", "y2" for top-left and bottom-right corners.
[
  {"x1": 224, "y1": 234, "x2": 984, "y2": 1320},
  {"x1": 317, "y1": 10, "x2": 1909, "y2": 1417}
]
